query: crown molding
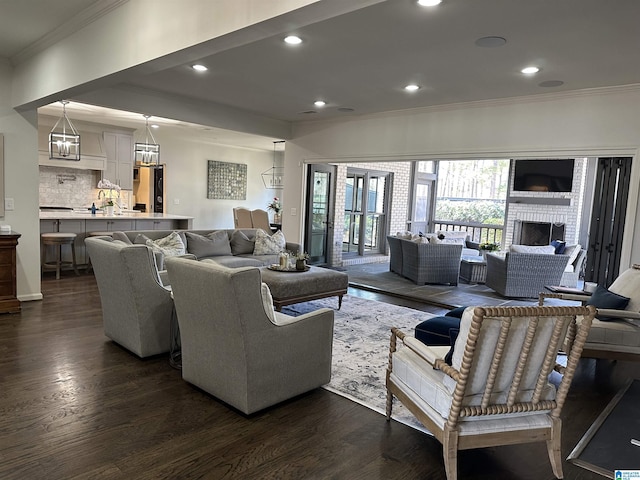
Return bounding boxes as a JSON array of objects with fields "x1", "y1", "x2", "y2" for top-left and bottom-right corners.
[{"x1": 11, "y1": 0, "x2": 129, "y2": 66}]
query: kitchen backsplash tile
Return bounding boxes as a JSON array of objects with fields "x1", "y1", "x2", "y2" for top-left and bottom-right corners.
[{"x1": 39, "y1": 166, "x2": 131, "y2": 209}]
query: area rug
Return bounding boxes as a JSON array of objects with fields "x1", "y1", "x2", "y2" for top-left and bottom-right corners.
[{"x1": 282, "y1": 295, "x2": 433, "y2": 434}]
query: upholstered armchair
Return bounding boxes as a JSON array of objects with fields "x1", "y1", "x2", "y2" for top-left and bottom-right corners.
[
  {"x1": 165, "y1": 257, "x2": 334, "y2": 414},
  {"x1": 540, "y1": 266, "x2": 640, "y2": 359},
  {"x1": 386, "y1": 304, "x2": 596, "y2": 480},
  {"x1": 85, "y1": 236, "x2": 174, "y2": 358},
  {"x1": 485, "y1": 252, "x2": 569, "y2": 298}
]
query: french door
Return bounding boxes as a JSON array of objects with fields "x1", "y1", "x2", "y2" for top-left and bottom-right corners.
[
  {"x1": 585, "y1": 157, "x2": 632, "y2": 286},
  {"x1": 304, "y1": 164, "x2": 336, "y2": 265},
  {"x1": 343, "y1": 168, "x2": 390, "y2": 256}
]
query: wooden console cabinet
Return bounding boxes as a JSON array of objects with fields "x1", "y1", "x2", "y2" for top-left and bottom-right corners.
[{"x1": 0, "y1": 231, "x2": 21, "y2": 314}]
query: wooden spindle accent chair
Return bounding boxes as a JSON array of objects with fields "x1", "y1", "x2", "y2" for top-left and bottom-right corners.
[{"x1": 386, "y1": 305, "x2": 596, "y2": 480}]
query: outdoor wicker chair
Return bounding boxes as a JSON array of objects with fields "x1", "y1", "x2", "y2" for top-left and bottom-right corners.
[
  {"x1": 485, "y1": 252, "x2": 569, "y2": 298},
  {"x1": 386, "y1": 304, "x2": 596, "y2": 480},
  {"x1": 400, "y1": 240, "x2": 463, "y2": 285}
]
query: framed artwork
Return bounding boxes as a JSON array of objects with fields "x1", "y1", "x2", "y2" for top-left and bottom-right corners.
[{"x1": 207, "y1": 160, "x2": 247, "y2": 200}]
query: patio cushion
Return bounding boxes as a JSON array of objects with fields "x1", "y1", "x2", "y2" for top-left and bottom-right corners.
[{"x1": 509, "y1": 244, "x2": 555, "y2": 254}]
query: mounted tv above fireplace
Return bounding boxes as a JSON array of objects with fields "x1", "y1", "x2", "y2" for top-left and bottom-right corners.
[{"x1": 513, "y1": 159, "x2": 574, "y2": 192}]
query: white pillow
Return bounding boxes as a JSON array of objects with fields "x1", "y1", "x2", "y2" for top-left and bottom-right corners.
[
  {"x1": 428, "y1": 235, "x2": 441, "y2": 244},
  {"x1": 145, "y1": 231, "x2": 186, "y2": 257},
  {"x1": 436, "y1": 231, "x2": 467, "y2": 245},
  {"x1": 260, "y1": 282, "x2": 277, "y2": 324},
  {"x1": 254, "y1": 229, "x2": 286, "y2": 255},
  {"x1": 509, "y1": 244, "x2": 555, "y2": 254},
  {"x1": 413, "y1": 236, "x2": 429, "y2": 244}
]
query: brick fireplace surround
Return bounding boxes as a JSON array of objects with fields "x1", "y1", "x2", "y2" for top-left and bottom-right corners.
[{"x1": 505, "y1": 159, "x2": 588, "y2": 248}]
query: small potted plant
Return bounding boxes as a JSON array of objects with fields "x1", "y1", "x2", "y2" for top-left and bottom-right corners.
[
  {"x1": 295, "y1": 251, "x2": 309, "y2": 270},
  {"x1": 479, "y1": 242, "x2": 500, "y2": 260}
]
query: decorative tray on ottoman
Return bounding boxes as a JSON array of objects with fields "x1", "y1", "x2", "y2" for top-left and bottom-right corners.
[{"x1": 267, "y1": 264, "x2": 310, "y2": 273}]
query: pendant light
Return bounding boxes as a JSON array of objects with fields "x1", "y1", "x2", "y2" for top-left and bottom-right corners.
[
  {"x1": 49, "y1": 100, "x2": 81, "y2": 161},
  {"x1": 262, "y1": 140, "x2": 284, "y2": 189},
  {"x1": 134, "y1": 115, "x2": 160, "y2": 166}
]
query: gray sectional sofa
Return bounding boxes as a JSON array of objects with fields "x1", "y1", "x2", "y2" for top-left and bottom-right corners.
[{"x1": 112, "y1": 228, "x2": 300, "y2": 269}]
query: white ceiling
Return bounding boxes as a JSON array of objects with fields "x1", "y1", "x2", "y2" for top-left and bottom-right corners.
[{"x1": 5, "y1": 0, "x2": 640, "y2": 150}]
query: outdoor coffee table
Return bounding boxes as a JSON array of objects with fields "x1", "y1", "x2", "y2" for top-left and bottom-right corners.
[
  {"x1": 260, "y1": 265, "x2": 349, "y2": 311},
  {"x1": 459, "y1": 256, "x2": 487, "y2": 284}
]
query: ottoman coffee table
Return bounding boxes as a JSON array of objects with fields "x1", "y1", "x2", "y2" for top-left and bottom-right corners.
[{"x1": 260, "y1": 265, "x2": 348, "y2": 311}]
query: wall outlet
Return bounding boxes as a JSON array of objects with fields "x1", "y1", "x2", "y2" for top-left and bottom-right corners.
[
  {"x1": 5, "y1": 198, "x2": 14, "y2": 211},
  {"x1": 173, "y1": 198, "x2": 180, "y2": 205},
  {"x1": 290, "y1": 207, "x2": 297, "y2": 216}
]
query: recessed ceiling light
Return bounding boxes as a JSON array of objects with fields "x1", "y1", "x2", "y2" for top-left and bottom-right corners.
[
  {"x1": 539, "y1": 80, "x2": 564, "y2": 88},
  {"x1": 150, "y1": 124, "x2": 159, "y2": 129},
  {"x1": 417, "y1": 0, "x2": 442, "y2": 6},
  {"x1": 314, "y1": 100, "x2": 326, "y2": 107},
  {"x1": 474, "y1": 36, "x2": 507, "y2": 48},
  {"x1": 404, "y1": 84, "x2": 421, "y2": 92},
  {"x1": 521, "y1": 66, "x2": 540, "y2": 74},
  {"x1": 192, "y1": 64, "x2": 208, "y2": 72},
  {"x1": 284, "y1": 35, "x2": 302, "y2": 45}
]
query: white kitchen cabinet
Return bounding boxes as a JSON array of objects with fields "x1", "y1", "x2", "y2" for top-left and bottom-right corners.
[
  {"x1": 86, "y1": 219, "x2": 135, "y2": 233},
  {"x1": 103, "y1": 132, "x2": 134, "y2": 190},
  {"x1": 135, "y1": 219, "x2": 178, "y2": 230}
]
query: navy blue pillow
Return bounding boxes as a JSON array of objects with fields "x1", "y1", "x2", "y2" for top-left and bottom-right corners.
[
  {"x1": 551, "y1": 240, "x2": 566, "y2": 254},
  {"x1": 586, "y1": 285, "x2": 630, "y2": 321},
  {"x1": 444, "y1": 328, "x2": 459, "y2": 365},
  {"x1": 445, "y1": 306, "x2": 467, "y2": 319}
]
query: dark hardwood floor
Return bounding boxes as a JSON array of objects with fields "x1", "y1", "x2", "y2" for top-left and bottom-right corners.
[{"x1": 0, "y1": 273, "x2": 637, "y2": 479}]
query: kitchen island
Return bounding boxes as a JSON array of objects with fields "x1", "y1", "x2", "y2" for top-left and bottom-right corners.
[{"x1": 40, "y1": 211, "x2": 194, "y2": 270}]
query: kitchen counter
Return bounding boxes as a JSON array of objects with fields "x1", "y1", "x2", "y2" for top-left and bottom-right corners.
[{"x1": 40, "y1": 211, "x2": 194, "y2": 270}]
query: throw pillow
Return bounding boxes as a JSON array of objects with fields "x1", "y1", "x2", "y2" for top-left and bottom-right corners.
[
  {"x1": 254, "y1": 229, "x2": 286, "y2": 255},
  {"x1": 428, "y1": 235, "x2": 441, "y2": 244},
  {"x1": 586, "y1": 285, "x2": 630, "y2": 321},
  {"x1": 261, "y1": 282, "x2": 277, "y2": 324},
  {"x1": 133, "y1": 233, "x2": 151, "y2": 245},
  {"x1": 145, "y1": 231, "x2": 186, "y2": 256},
  {"x1": 509, "y1": 244, "x2": 556, "y2": 254},
  {"x1": 185, "y1": 231, "x2": 232, "y2": 258},
  {"x1": 550, "y1": 240, "x2": 567, "y2": 254},
  {"x1": 436, "y1": 231, "x2": 467, "y2": 245},
  {"x1": 230, "y1": 230, "x2": 255, "y2": 255}
]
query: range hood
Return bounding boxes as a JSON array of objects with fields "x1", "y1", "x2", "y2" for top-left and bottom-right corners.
[{"x1": 38, "y1": 115, "x2": 108, "y2": 170}]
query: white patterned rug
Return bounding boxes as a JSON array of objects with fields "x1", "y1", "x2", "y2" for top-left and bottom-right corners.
[{"x1": 282, "y1": 295, "x2": 434, "y2": 434}]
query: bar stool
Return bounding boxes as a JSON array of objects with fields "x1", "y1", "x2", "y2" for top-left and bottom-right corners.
[
  {"x1": 85, "y1": 231, "x2": 113, "y2": 274},
  {"x1": 41, "y1": 232, "x2": 80, "y2": 279}
]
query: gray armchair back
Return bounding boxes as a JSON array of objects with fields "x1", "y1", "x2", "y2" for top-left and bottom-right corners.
[
  {"x1": 165, "y1": 257, "x2": 334, "y2": 414},
  {"x1": 85, "y1": 236, "x2": 174, "y2": 358},
  {"x1": 486, "y1": 252, "x2": 569, "y2": 298}
]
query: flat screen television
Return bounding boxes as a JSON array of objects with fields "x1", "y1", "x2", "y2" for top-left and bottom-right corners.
[{"x1": 513, "y1": 159, "x2": 574, "y2": 192}]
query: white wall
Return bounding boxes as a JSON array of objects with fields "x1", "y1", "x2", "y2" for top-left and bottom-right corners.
[
  {"x1": 151, "y1": 129, "x2": 278, "y2": 229},
  {"x1": 0, "y1": 61, "x2": 42, "y2": 301},
  {"x1": 285, "y1": 86, "x2": 640, "y2": 267}
]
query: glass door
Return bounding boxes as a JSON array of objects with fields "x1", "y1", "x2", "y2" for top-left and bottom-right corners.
[
  {"x1": 304, "y1": 164, "x2": 336, "y2": 265},
  {"x1": 343, "y1": 168, "x2": 390, "y2": 256},
  {"x1": 409, "y1": 161, "x2": 436, "y2": 234}
]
